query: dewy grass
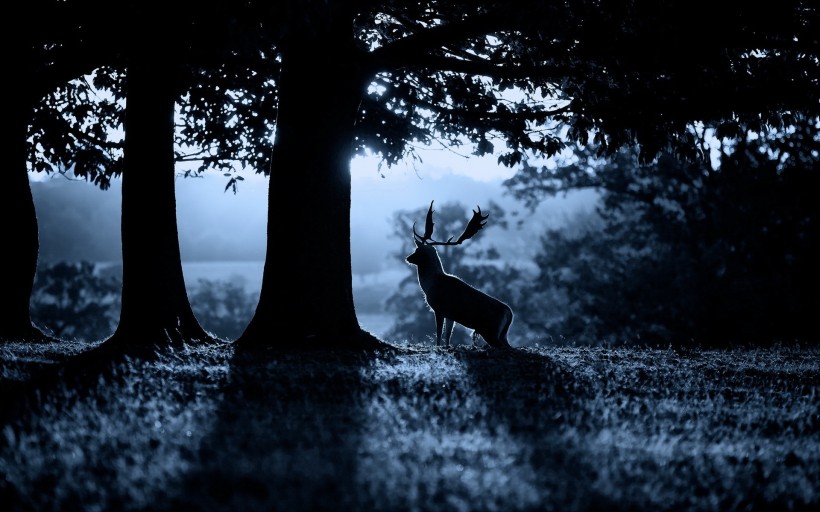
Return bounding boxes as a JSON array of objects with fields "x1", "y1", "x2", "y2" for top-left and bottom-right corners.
[
  {"x1": 1, "y1": 344, "x2": 230, "y2": 512},
  {"x1": 0, "y1": 342, "x2": 817, "y2": 511}
]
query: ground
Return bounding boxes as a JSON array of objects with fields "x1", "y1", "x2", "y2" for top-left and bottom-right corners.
[{"x1": 0, "y1": 339, "x2": 817, "y2": 511}]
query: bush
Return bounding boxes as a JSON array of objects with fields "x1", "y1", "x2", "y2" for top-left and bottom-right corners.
[
  {"x1": 31, "y1": 261, "x2": 121, "y2": 341},
  {"x1": 31, "y1": 263, "x2": 259, "y2": 342},
  {"x1": 188, "y1": 277, "x2": 258, "y2": 340}
]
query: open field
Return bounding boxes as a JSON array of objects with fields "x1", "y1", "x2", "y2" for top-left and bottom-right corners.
[{"x1": 0, "y1": 340, "x2": 817, "y2": 511}]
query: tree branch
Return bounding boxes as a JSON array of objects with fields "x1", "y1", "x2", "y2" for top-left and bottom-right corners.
[{"x1": 365, "y1": 10, "x2": 505, "y2": 71}]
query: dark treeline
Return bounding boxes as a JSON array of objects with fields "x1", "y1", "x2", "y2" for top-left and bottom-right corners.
[{"x1": 518, "y1": 127, "x2": 820, "y2": 347}]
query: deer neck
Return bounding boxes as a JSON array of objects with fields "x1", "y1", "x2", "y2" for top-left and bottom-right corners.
[{"x1": 415, "y1": 250, "x2": 446, "y2": 293}]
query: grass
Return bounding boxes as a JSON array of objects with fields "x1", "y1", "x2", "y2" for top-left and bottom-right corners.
[{"x1": 0, "y1": 339, "x2": 817, "y2": 511}]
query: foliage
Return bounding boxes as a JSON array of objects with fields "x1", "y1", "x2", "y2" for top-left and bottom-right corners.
[
  {"x1": 29, "y1": 263, "x2": 259, "y2": 342},
  {"x1": 26, "y1": 4, "x2": 277, "y2": 189},
  {"x1": 354, "y1": 1, "x2": 820, "y2": 167},
  {"x1": 27, "y1": 2, "x2": 820, "y2": 185},
  {"x1": 29, "y1": 70, "x2": 125, "y2": 189},
  {"x1": 506, "y1": 122, "x2": 820, "y2": 346},
  {"x1": 188, "y1": 278, "x2": 258, "y2": 341},
  {"x1": 30, "y1": 261, "x2": 121, "y2": 341},
  {"x1": 384, "y1": 201, "x2": 527, "y2": 345}
]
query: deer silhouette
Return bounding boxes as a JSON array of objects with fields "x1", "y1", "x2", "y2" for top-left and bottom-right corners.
[{"x1": 405, "y1": 201, "x2": 513, "y2": 349}]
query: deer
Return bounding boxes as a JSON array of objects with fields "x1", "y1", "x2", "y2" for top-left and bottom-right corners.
[{"x1": 405, "y1": 201, "x2": 514, "y2": 349}]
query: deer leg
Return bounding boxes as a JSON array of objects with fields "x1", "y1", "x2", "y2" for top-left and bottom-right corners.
[
  {"x1": 443, "y1": 318, "x2": 454, "y2": 348},
  {"x1": 435, "y1": 312, "x2": 444, "y2": 347}
]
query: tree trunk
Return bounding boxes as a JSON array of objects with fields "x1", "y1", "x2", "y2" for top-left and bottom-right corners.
[
  {"x1": 0, "y1": 97, "x2": 55, "y2": 342},
  {"x1": 238, "y1": 6, "x2": 383, "y2": 350},
  {"x1": 109, "y1": 51, "x2": 209, "y2": 347}
]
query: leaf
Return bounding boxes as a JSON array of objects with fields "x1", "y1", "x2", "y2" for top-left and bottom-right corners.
[{"x1": 476, "y1": 139, "x2": 494, "y2": 156}]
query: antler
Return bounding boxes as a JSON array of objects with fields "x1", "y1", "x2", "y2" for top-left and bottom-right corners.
[{"x1": 413, "y1": 201, "x2": 489, "y2": 246}]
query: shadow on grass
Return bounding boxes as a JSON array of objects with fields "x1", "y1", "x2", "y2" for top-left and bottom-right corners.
[
  {"x1": 455, "y1": 345, "x2": 612, "y2": 510},
  {"x1": 0, "y1": 338, "x2": 182, "y2": 429},
  {"x1": 0, "y1": 339, "x2": 232, "y2": 511},
  {"x1": 0, "y1": 339, "x2": 126, "y2": 428},
  {"x1": 164, "y1": 344, "x2": 385, "y2": 511}
]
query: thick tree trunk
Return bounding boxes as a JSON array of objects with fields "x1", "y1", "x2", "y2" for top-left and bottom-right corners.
[
  {"x1": 238, "y1": 8, "x2": 383, "y2": 349},
  {"x1": 109, "y1": 52, "x2": 209, "y2": 347},
  {"x1": 0, "y1": 99, "x2": 55, "y2": 342}
]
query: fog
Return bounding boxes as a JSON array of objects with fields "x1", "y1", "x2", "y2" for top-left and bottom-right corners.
[
  {"x1": 29, "y1": 156, "x2": 595, "y2": 338},
  {"x1": 30, "y1": 155, "x2": 595, "y2": 274}
]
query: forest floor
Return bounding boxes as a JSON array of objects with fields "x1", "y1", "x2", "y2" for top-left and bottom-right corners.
[{"x1": 0, "y1": 339, "x2": 817, "y2": 512}]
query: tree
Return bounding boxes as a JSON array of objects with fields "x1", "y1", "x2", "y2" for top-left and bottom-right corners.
[
  {"x1": 2, "y1": 78, "x2": 48, "y2": 342},
  {"x1": 1, "y1": 0, "x2": 121, "y2": 342},
  {"x1": 238, "y1": 0, "x2": 819, "y2": 349},
  {"x1": 237, "y1": 3, "x2": 374, "y2": 348},
  {"x1": 505, "y1": 122, "x2": 820, "y2": 346},
  {"x1": 108, "y1": 4, "x2": 277, "y2": 347},
  {"x1": 109, "y1": 28, "x2": 208, "y2": 346},
  {"x1": 14, "y1": 2, "x2": 276, "y2": 348}
]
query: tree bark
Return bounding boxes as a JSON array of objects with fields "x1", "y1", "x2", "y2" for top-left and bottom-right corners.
[
  {"x1": 238, "y1": 6, "x2": 383, "y2": 350},
  {"x1": 109, "y1": 50, "x2": 210, "y2": 348},
  {"x1": 0, "y1": 97, "x2": 55, "y2": 342}
]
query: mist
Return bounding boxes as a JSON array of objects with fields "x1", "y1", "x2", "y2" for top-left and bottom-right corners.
[
  {"x1": 31, "y1": 167, "x2": 594, "y2": 274},
  {"x1": 30, "y1": 165, "x2": 595, "y2": 339}
]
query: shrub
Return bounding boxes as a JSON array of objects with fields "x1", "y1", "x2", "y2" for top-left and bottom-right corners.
[
  {"x1": 188, "y1": 277, "x2": 258, "y2": 340},
  {"x1": 31, "y1": 261, "x2": 121, "y2": 341}
]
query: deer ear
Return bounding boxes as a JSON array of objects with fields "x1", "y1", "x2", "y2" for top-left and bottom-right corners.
[{"x1": 414, "y1": 239, "x2": 422, "y2": 248}]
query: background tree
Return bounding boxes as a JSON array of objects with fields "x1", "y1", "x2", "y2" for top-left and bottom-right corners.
[
  {"x1": 29, "y1": 265, "x2": 258, "y2": 343},
  {"x1": 189, "y1": 279, "x2": 259, "y2": 341},
  {"x1": 505, "y1": 121, "x2": 820, "y2": 346}
]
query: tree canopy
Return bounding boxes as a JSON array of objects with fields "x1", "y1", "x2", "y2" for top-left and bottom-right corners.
[
  {"x1": 10, "y1": 0, "x2": 820, "y2": 348},
  {"x1": 353, "y1": 0, "x2": 819, "y2": 165},
  {"x1": 32, "y1": 1, "x2": 819, "y2": 186}
]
